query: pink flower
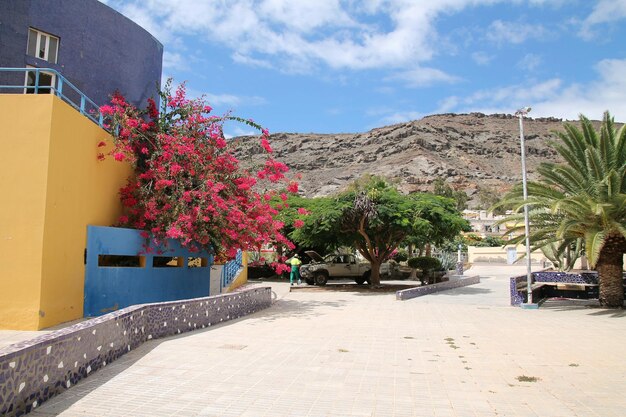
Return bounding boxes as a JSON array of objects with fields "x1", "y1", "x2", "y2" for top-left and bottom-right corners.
[
  {"x1": 294, "y1": 219, "x2": 305, "y2": 229},
  {"x1": 287, "y1": 182, "x2": 299, "y2": 193},
  {"x1": 260, "y1": 138, "x2": 272, "y2": 153},
  {"x1": 97, "y1": 141, "x2": 107, "y2": 148},
  {"x1": 166, "y1": 226, "x2": 184, "y2": 239},
  {"x1": 99, "y1": 105, "x2": 115, "y2": 115},
  {"x1": 113, "y1": 152, "x2": 125, "y2": 161},
  {"x1": 297, "y1": 207, "x2": 310, "y2": 215}
]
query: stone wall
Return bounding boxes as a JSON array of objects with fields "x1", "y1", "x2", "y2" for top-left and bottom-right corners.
[{"x1": 0, "y1": 287, "x2": 271, "y2": 417}]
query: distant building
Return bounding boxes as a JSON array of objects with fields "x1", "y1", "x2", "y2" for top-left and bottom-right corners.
[
  {"x1": 0, "y1": 0, "x2": 163, "y2": 108},
  {"x1": 463, "y1": 209, "x2": 507, "y2": 237}
]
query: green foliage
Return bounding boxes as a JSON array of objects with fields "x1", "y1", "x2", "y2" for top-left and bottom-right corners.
[
  {"x1": 392, "y1": 249, "x2": 409, "y2": 263},
  {"x1": 475, "y1": 236, "x2": 507, "y2": 247},
  {"x1": 407, "y1": 256, "x2": 442, "y2": 272},
  {"x1": 433, "y1": 177, "x2": 469, "y2": 211},
  {"x1": 275, "y1": 194, "x2": 343, "y2": 254},
  {"x1": 403, "y1": 193, "x2": 470, "y2": 252},
  {"x1": 435, "y1": 252, "x2": 457, "y2": 271},
  {"x1": 281, "y1": 175, "x2": 467, "y2": 285},
  {"x1": 540, "y1": 239, "x2": 583, "y2": 272},
  {"x1": 496, "y1": 111, "x2": 626, "y2": 307},
  {"x1": 497, "y1": 112, "x2": 626, "y2": 267}
]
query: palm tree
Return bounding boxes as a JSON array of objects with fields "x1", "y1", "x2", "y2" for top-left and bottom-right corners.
[{"x1": 499, "y1": 111, "x2": 626, "y2": 307}]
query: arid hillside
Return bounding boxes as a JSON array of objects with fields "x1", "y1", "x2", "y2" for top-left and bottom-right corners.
[{"x1": 233, "y1": 113, "x2": 608, "y2": 206}]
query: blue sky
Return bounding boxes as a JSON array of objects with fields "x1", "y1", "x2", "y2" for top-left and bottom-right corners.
[{"x1": 101, "y1": 0, "x2": 626, "y2": 136}]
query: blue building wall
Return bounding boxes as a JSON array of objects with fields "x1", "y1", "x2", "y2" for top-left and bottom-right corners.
[
  {"x1": 0, "y1": 0, "x2": 163, "y2": 108},
  {"x1": 84, "y1": 226, "x2": 214, "y2": 317}
]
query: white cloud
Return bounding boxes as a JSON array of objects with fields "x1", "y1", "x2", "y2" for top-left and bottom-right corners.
[
  {"x1": 471, "y1": 51, "x2": 493, "y2": 66},
  {"x1": 224, "y1": 125, "x2": 259, "y2": 139},
  {"x1": 485, "y1": 20, "x2": 551, "y2": 45},
  {"x1": 231, "y1": 53, "x2": 274, "y2": 70},
  {"x1": 386, "y1": 67, "x2": 461, "y2": 88},
  {"x1": 204, "y1": 93, "x2": 267, "y2": 108},
  {"x1": 380, "y1": 110, "x2": 425, "y2": 125},
  {"x1": 517, "y1": 53, "x2": 542, "y2": 71},
  {"x1": 442, "y1": 58, "x2": 626, "y2": 122},
  {"x1": 580, "y1": 0, "x2": 626, "y2": 39},
  {"x1": 100, "y1": 0, "x2": 518, "y2": 81},
  {"x1": 162, "y1": 51, "x2": 188, "y2": 71}
]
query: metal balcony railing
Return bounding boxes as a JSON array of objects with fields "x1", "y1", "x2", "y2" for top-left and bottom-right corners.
[
  {"x1": 221, "y1": 250, "x2": 244, "y2": 289},
  {"x1": 0, "y1": 67, "x2": 106, "y2": 129}
]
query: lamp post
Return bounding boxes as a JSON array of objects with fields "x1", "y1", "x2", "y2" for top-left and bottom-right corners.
[{"x1": 515, "y1": 106, "x2": 535, "y2": 307}]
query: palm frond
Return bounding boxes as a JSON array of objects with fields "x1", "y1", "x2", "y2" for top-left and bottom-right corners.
[
  {"x1": 584, "y1": 229, "x2": 606, "y2": 267},
  {"x1": 579, "y1": 115, "x2": 599, "y2": 148},
  {"x1": 599, "y1": 111, "x2": 616, "y2": 167},
  {"x1": 585, "y1": 148, "x2": 606, "y2": 183}
]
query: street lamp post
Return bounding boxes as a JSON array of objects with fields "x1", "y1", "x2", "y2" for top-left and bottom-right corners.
[{"x1": 515, "y1": 107, "x2": 535, "y2": 307}]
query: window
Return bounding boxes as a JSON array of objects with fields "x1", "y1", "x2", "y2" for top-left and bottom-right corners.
[
  {"x1": 24, "y1": 66, "x2": 55, "y2": 94},
  {"x1": 27, "y1": 28, "x2": 59, "y2": 64}
]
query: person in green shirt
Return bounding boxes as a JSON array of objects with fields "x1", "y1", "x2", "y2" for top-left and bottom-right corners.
[{"x1": 288, "y1": 254, "x2": 302, "y2": 286}]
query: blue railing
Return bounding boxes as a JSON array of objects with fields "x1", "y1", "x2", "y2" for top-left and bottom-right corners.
[
  {"x1": 0, "y1": 67, "x2": 105, "y2": 129},
  {"x1": 221, "y1": 250, "x2": 244, "y2": 289}
]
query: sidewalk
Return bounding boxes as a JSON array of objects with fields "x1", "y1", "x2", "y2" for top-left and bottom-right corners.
[{"x1": 19, "y1": 266, "x2": 626, "y2": 416}]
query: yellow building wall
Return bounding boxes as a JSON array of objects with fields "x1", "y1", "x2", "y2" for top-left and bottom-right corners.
[
  {"x1": 0, "y1": 95, "x2": 52, "y2": 330},
  {"x1": 0, "y1": 95, "x2": 132, "y2": 330}
]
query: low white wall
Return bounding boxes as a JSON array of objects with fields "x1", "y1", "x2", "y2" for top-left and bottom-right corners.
[{"x1": 468, "y1": 245, "x2": 546, "y2": 265}]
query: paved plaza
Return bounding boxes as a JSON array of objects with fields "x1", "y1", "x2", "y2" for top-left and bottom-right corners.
[{"x1": 12, "y1": 265, "x2": 626, "y2": 416}]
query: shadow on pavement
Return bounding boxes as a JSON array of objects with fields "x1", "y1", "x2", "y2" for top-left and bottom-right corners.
[
  {"x1": 539, "y1": 299, "x2": 626, "y2": 317},
  {"x1": 254, "y1": 298, "x2": 348, "y2": 322}
]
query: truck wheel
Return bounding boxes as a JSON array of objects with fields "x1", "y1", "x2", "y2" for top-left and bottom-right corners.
[
  {"x1": 305, "y1": 278, "x2": 314, "y2": 285},
  {"x1": 363, "y1": 270, "x2": 371, "y2": 285},
  {"x1": 355, "y1": 277, "x2": 366, "y2": 285},
  {"x1": 314, "y1": 272, "x2": 328, "y2": 286}
]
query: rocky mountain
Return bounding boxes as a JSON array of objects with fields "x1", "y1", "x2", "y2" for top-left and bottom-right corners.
[{"x1": 232, "y1": 113, "x2": 606, "y2": 206}]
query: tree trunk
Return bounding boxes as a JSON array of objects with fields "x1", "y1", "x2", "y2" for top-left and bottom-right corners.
[
  {"x1": 370, "y1": 259, "x2": 382, "y2": 287},
  {"x1": 425, "y1": 243, "x2": 432, "y2": 257},
  {"x1": 596, "y1": 237, "x2": 625, "y2": 308}
]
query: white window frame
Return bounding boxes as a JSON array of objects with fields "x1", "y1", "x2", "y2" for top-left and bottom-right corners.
[
  {"x1": 27, "y1": 28, "x2": 59, "y2": 64},
  {"x1": 24, "y1": 65, "x2": 56, "y2": 94}
]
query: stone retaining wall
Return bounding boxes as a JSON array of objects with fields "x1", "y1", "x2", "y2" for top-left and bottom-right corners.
[
  {"x1": 0, "y1": 287, "x2": 271, "y2": 417},
  {"x1": 396, "y1": 276, "x2": 480, "y2": 300}
]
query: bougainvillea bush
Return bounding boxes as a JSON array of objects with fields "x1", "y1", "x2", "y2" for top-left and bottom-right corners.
[{"x1": 100, "y1": 81, "x2": 298, "y2": 273}]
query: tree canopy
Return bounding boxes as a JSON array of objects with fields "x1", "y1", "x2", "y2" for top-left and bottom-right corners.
[
  {"x1": 497, "y1": 111, "x2": 626, "y2": 307},
  {"x1": 282, "y1": 177, "x2": 468, "y2": 286}
]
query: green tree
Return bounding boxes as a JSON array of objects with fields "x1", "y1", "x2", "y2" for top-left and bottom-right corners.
[
  {"x1": 338, "y1": 177, "x2": 467, "y2": 286},
  {"x1": 286, "y1": 178, "x2": 468, "y2": 287},
  {"x1": 433, "y1": 177, "x2": 469, "y2": 211},
  {"x1": 280, "y1": 195, "x2": 343, "y2": 254},
  {"x1": 498, "y1": 112, "x2": 626, "y2": 307}
]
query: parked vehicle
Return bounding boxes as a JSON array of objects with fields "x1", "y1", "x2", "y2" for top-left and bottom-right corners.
[{"x1": 300, "y1": 251, "x2": 390, "y2": 286}]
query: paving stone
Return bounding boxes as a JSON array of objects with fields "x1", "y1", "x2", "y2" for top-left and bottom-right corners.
[{"x1": 14, "y1": 265, "x2": 624, "y2": 417}]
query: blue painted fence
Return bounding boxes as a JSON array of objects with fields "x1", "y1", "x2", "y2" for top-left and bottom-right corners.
[{"x1": 84, "y1": 226, "x2": 214, "y2": 317}]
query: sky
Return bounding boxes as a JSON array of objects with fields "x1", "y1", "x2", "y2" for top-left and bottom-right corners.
[{"x1": 100, "y1": 0, "x2": 626, "y2": 137}]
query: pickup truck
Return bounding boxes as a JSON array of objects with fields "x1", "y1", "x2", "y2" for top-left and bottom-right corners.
[{"x1": 299, "y1": 251, "x2": 390, "y2": 286}]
